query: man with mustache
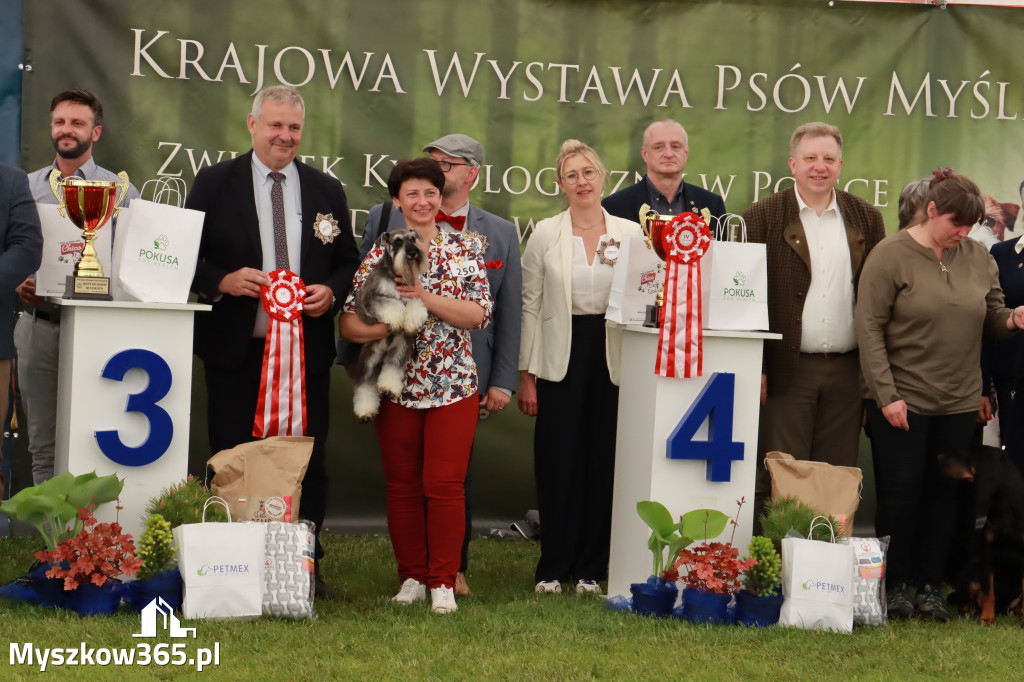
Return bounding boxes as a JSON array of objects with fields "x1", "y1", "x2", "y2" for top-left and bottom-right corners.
[
  {"x1": 16, "y1": 88, "x2": 139, "y2": 484},
  {"x1": 187, "y1": 85, "x2": 360, "y2": 597}
]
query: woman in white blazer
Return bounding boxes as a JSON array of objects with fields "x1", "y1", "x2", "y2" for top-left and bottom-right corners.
[{"x1": 517, "y1": 139, "x2": 642, "y2": 594}]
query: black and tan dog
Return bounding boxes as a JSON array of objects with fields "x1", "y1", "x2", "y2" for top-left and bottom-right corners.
[
  {"x1": 351, "y1": 229, "x2": 429, "y2": 421},
  {"x1": 938, "y1": 445, "x2": 1024, "y2": 624}
]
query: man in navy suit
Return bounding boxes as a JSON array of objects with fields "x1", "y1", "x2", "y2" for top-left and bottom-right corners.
[
  {"x1": 0, "y1": 163, "x2": 43, "y2": 496},
  {"x1": 357, "y1": 134, "x2": 523, "y2": 595},
  {"x1": 187, "y1": 86, "x2": 360, "y2": 593},
  {"x1": 602, "y1": 119, "x2": 727, "y2": 226}
]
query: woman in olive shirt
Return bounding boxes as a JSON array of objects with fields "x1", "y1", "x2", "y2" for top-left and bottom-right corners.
[{"x1": 856, "y1": 170, "x2": 1024, "y2": 622}]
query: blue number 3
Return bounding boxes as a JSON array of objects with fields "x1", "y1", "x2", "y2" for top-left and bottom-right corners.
[
  {"x1": 95, "y1": 349, "x2": 174, "y2": 466},
  {"x1": 666, "y1": 372, "x2": 743, "y2": 482}
]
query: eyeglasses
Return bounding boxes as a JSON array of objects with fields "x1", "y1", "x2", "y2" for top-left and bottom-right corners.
[
  {"x1": 560, "y1": 167, "x2": 600, "y2": 185},
  {"x1": 436, "y1": 160, "x2": 471, "y2": 172}
]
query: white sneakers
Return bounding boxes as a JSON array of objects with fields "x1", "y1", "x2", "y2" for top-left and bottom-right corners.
[
  {"x1": 393, "y1": 578, "x2": 457, "y2": 614},
  {"x1": 392, "y1": 578, "x2": 426, "y2": 604},
  {"x1": 535, "y1": 580, "x2": 562, "y2": 593},
  {"x1": 430, "y1": 586, "x2": 457, "y2": 614},
  {"x1": 575, "y1": 579, "x2": 601, "y2": 595}
]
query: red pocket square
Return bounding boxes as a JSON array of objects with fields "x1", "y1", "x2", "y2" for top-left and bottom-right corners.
[{"x1": 484, "y1": 260, "x2": 503, "y2": 270}]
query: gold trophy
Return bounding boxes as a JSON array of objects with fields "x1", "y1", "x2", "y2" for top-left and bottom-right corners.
[
  {"x1": 638, "y1": 204, "x2": 714, "y2": 327},
  {"x1": 49, "y1": 169, "x2": 129, "y2": 299}
]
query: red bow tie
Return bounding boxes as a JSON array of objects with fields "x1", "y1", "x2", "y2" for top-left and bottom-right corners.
[{"x1": 435, "y1": 209, "x2": 466, "y2": 231}]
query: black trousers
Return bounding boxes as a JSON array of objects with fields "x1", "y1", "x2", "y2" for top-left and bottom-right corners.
[
  {"x1": 533, "y1": 315, "x2": 618, "y2": 583},
  {"x1": 204, "y1": 338, "x2": 331, "y2": 561},
  {"x1": 994, "y1": 378, "x2": 1024, "y2": 478},
  {"x1": 865, "y1": 402, "x2": 975, "y2": 586}
]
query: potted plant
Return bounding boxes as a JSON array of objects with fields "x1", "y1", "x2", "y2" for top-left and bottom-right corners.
[
  {"x1": 662, "y1": 498, "x2": 756, "y2": 625},
  {"x1": 143, "y1": 475, "x2": 226, "y2": 527},
  {"x1": 125, "y1": 514, "x2": 182, "y2": 612},
  {"x1": 0, "y1": 472, "x2": 124, "y2": 609},
  {"x1": 33, "y1": 506, "x2": 143, "y2": 616},
  {"x1": 631, "y1": 500, "x2": 690, "y2": 616},
  {"x1": 735, "y1": 535, "x2": 783, "y2": 626},
  {"x1": 758, "y1": 496, "x2": 839, "y2": 553}
]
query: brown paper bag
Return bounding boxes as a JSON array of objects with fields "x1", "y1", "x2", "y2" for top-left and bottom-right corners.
[
  {"x1": 764, "y1": 451, "x2": 863, "y2": 536},
  {"x1": 208, "y1": 436, "x2": 314, "y2": 523}
]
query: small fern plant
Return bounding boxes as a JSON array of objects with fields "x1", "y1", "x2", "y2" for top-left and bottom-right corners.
[{"x1": 742, "y1": 535, "x2": 781, "y2": 597}]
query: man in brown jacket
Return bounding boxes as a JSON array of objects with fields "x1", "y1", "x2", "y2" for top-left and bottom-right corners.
[{"x1": 745, "y1": 122, "x2": 885, "y2": 502}]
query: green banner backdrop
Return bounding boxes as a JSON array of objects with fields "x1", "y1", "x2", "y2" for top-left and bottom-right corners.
[{"x1": 18, "y1": 0, "x2": 1024, "y2": 527}]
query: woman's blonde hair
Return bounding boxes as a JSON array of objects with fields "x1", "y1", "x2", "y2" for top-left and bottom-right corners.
[{"x1": 555, "y1": 139, "x2": 607, "y2": 190}]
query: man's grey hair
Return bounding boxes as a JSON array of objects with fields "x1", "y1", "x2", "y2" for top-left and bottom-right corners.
[
  {"x1": 897, "y1": 178, "x2": 930, "y2": 229},
  {"x1": 642, "y1": 119, "x2": 688, "y2": 148},
  {"x1": 251, "y1": 85, "x2": 305, "y2": 120}
]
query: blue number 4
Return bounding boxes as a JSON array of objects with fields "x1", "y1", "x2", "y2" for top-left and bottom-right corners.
[
  {"x1": 666, "y1": 372, "x2": 743, "y2": 482},
  {"x1": 95, "y1": 349, "x2": 174, "y2": 467}
]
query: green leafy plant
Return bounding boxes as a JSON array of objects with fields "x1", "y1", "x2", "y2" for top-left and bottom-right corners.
[
  {"x1": 0, "y1": 472, "x2": 124, "y2": 551},
  {"x1": 136, "y1": 513, "x2": 176, "y2": 581},
  {"x1": 743, "y1": 535, "x2": 782, "y2": 596},
  {"x1": 637, "y1": 500, "x2": 736, "y2": 578},
  {"x1": 34, "y1": 506, "x2": 143, "y2": 590},
  {"x1": 758, "y1": 496, "x2": 840, "y2": 553},
  {"x1": 143, "y1": 475, "x2": 226, "y2": 527}
]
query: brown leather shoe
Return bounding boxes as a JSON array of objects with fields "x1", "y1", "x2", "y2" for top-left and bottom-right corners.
[{"x1": 455, "y1": 572, "x2": 472, "y2": 596}]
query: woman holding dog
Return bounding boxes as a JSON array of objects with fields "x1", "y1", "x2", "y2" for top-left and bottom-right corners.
[
  {"x1": 518, "y1": 139, "x2": 641, "y2": 594},
  {"x1": 856, "y1": 168, "x2": 1024, "y2": 621},
  {"x1": 339, "y1": 158, "x2": 492, "y2": 615}
]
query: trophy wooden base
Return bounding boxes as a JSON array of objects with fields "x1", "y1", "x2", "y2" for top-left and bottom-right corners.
[
  {"x1": 63, "y1": 275, "x2": 112, "y2": 301},
  {"x1": 643, "y1": 304, "x2": 662, "y2": 328}
]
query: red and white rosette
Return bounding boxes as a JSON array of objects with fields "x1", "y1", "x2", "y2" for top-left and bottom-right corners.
[
  {"x1": 254, "y1": 269, "x2": 307, "y2": 438},
  {"x1": 655, "y1": 212, "x2": 711, "y2": 378}
]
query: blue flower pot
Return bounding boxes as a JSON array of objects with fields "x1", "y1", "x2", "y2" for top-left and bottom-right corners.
[
  {"x1": 629, "y1": 576, "x2": 678, "y2": 617},
  {"x1": 71, "y1": 580, "x2": 122, "y2": 617},
  {"x1": 735, "y1": 589, "x2": 783, "y2": 627},
  {"x1": 681, "y1": 586, "x2": 733, "y2": 625},
  {"x1": 125, "y1": 568, "x2": 183, "y2": 612},
  {"x1": 29, "y1": 562, "x2": 74, "y2": 610}
]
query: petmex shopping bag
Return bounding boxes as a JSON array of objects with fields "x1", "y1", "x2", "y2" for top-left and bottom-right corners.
[
  {"x1": 174, "y1": 497, "x2": 266, "y2": 619},
  {"x1": 779, "y1": 517, "x2": 855, "y2": 632}
]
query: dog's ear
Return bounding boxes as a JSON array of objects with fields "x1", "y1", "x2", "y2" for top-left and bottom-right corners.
[
  {"x1": 937, "y1": 452, "x2": 975, "y2": 482},
  {"x1": 412, "y1": 230, "x2": 425, "y2": 243},
  {"x1": 376, "y1": 231, "x2": 393, "y2": 248}
]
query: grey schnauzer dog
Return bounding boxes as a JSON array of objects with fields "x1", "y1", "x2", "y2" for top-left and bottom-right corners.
[{"x1": 352, "y1": 229, "x2": 429, "y2": 421}]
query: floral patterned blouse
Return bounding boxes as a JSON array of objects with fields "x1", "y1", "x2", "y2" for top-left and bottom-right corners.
[{"x1": 344, "y1": 230, "x2": 492, "y2": 408}]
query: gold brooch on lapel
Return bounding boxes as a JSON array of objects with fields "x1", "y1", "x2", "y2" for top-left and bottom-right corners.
[
  {"x1": 314, "y1": 213, "x2": 341, "y2": 244},
  {"x1": 597, "y1": 238, "x2": 621, "y2": 266}
]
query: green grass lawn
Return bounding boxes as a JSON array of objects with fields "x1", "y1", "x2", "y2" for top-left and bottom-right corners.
[{"x1": 2, "y1": 533, "x2": 1021, "y2": 681}]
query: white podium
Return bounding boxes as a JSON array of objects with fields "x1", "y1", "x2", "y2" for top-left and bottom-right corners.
[
  {"x1": 606, "y1": 323, "x2": 780, "y2": 599},
  {"x1": 53, "y1": 298, "x2": 210, "y2": 540}
]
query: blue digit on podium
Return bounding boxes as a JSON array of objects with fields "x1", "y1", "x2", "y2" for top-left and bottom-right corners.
[{"x1": 666, "y1": 371, "x2": 744, "y2": 482}]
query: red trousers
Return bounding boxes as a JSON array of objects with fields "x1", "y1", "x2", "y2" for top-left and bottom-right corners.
[{"x1": 374, "y1": 395, "x2": 477, "y2": 589}]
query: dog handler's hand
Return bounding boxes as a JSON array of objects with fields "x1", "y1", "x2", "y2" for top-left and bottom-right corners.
[
  {"x1": 304, "y1": 284, "x2": 333, "y2": 318},
  {"x1": 882, "y1": 399, "x2": 910, "y2": 431},
  {"x1": 218, "y1": 268, "x2": 269, "y2": 298},
  {"x1": 978, "y1": 395, "x2": 994, "y2": 423},
  {"x1": 481, "y1": 387, "x2": 510, "y2": 412}
]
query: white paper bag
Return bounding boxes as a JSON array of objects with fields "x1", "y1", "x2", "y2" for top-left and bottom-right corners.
[
  {"x1": 605, "y1": 235, "x2": 665, "y2": 325},
  {"x1": 174, "y1": 498, "x2": 266, "y2": 619},
  {"x1": 35, "y1": 203, "x2": 113, "y2": 296},
  {"x1": 700, "y1": 240, "x2": 769, "y2": 331},
  {"x1": 779, "y1": 517, "x2": 855, "y2": 632},
  {"x1": 111, "y1": 199, "x2": 204, "y2": 303}
]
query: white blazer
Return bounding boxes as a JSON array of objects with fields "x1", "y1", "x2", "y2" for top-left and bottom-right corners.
[{"x1": 519, "y1": 208, "x2": 642, "y2": 384}]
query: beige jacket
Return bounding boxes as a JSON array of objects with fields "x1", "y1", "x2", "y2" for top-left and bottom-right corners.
[{"x1": 518, "y1": 208, "x2": 642, "y2": 383}]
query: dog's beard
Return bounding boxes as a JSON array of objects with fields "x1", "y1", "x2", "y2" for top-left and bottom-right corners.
[{"x1": 392, "y1": 245, "x2": 426, "y2": 284}]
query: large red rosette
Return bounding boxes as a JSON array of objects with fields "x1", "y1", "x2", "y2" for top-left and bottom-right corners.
[
  {"x1": 655, "y1": 212, "x2": 711, "y2": 378},
  {"x1": 254, "y1": 269, "x2": 307, "y2": 438}
]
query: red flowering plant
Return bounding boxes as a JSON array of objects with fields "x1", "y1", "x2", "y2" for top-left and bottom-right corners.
[
  {"x1": 34, "y1": 505, "x2": 143, "y2": 590},
  {"x1": 661, "y1": 498, "x2": 756, "y2": 595}
]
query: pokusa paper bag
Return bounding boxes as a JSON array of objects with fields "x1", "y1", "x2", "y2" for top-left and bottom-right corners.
[{"x1": 208, "y1": 436, "x2": 313, "y2": 524}]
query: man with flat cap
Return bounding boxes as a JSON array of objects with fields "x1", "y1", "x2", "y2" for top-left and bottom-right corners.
[{"x1": 357, "y1": 134, "x2": 522, "y2": 595}]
